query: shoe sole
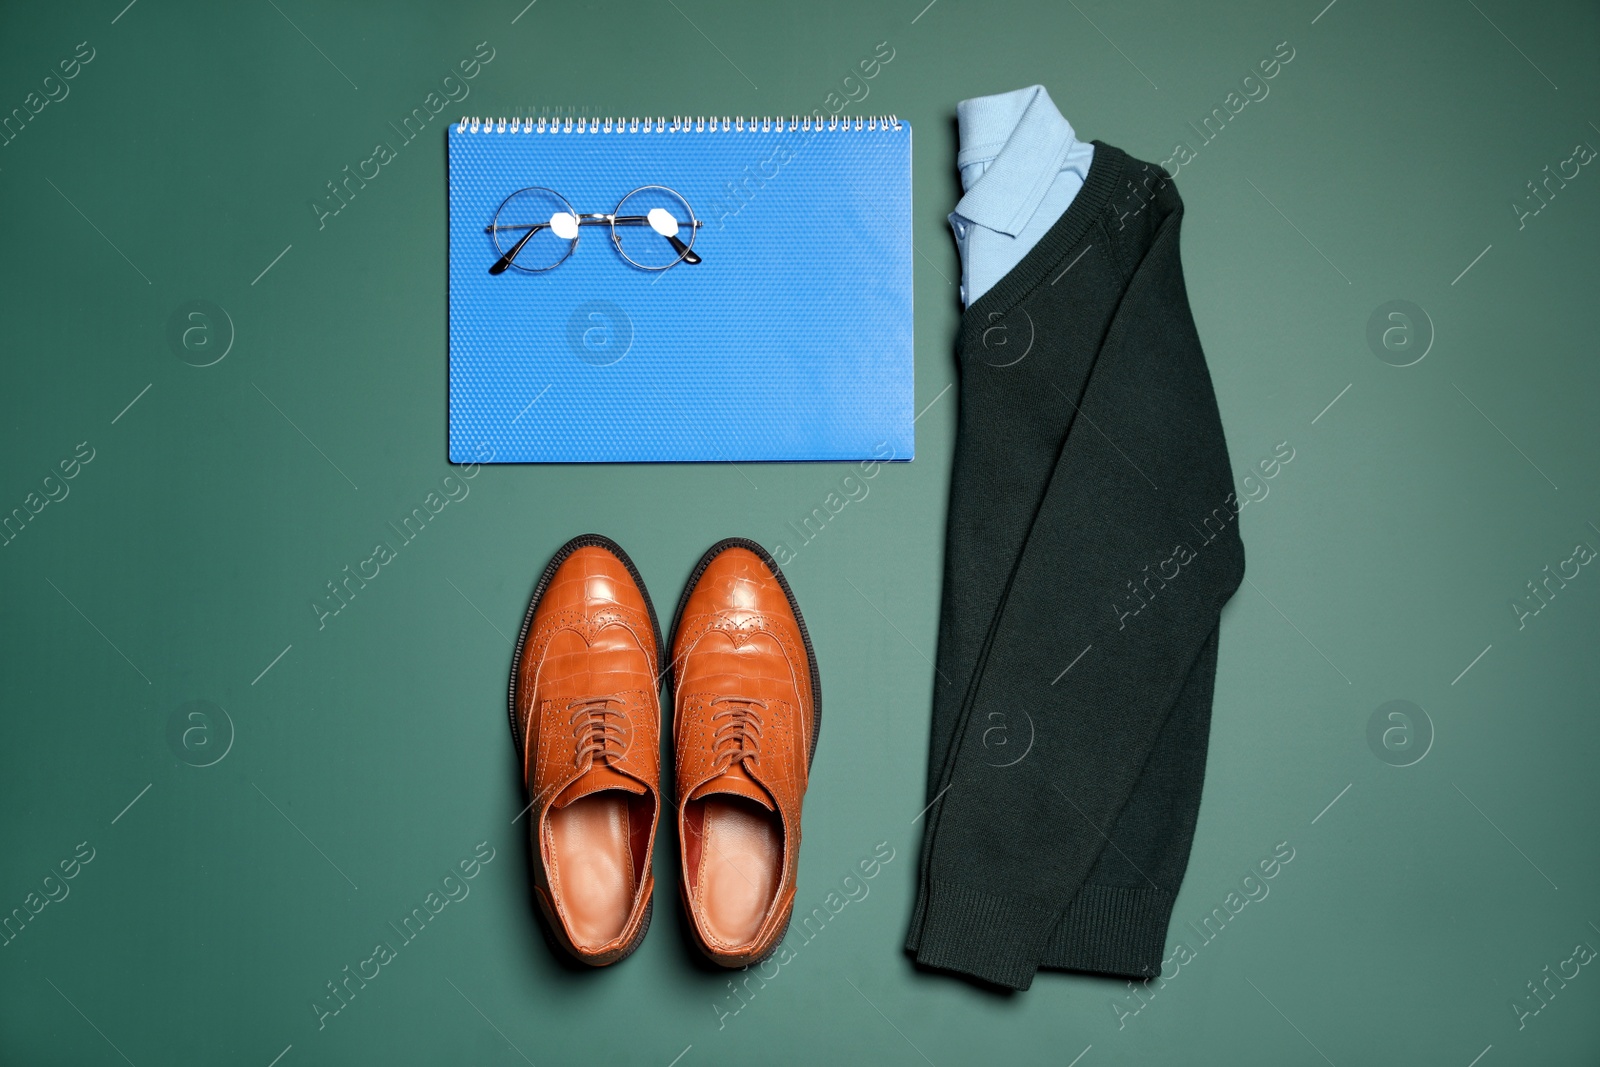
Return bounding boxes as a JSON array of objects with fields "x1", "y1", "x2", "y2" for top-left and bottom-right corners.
[
  {"x1": 665, "y1": 536, "x2": 822, "y2": 968},
  {"x1": 508, "y1": 533, "x2": 665, "y2": 967}
]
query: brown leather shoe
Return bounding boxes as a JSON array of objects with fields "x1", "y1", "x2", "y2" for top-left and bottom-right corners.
[
  {"x1": 510, "y1": 534, "x2": 662, "y2": 966},
  {"x1": 668, "y1": 538, "x2": 820, "y2": 968}
]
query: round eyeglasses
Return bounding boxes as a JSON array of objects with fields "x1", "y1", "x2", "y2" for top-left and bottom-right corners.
[{"x1": 486, "y1": 185, "x2": 703, "y2": 274}]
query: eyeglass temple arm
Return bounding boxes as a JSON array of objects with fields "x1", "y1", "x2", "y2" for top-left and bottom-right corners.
[
  {"x1": 608, "y1": 215, "x2": 703, "y2": 263},
  {"x1": 657, "y1": 232, "x2": 701, "y2": 265},
  {"x1": 608, "y1": 216, "x2": 703, "y2": 228},
  {"x1": 488, "y1": 225, "x2": 540, "y2": 275}
]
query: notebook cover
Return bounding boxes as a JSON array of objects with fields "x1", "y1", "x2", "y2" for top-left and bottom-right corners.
[{"x1": 446, "y1": 117, "x2": 913, "y2": 463}]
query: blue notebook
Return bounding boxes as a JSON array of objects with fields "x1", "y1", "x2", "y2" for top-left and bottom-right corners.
[{"x1": 447, "y1": 115, "x2": 913, "y2": 463}]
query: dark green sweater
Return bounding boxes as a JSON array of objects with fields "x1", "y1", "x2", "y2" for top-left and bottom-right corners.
[{"x1": 906, "y1": 142, "x2": 1245, "y2": 991}]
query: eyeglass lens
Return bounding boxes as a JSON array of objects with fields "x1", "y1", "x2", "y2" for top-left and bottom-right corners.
[
  {"x1": 490, "y1": 187, "x2": 578, "y2": 273},
  {"x1": 611, "y1": 187, "x2": 698, "y2": 270}
]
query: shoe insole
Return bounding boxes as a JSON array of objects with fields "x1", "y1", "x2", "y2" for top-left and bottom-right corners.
[
  {"x1": 548, "y1": 793, "x2": 635, "y2": 949},
  {"x1": 692, "y1": 796, "x2": 781, "y2": 948}
]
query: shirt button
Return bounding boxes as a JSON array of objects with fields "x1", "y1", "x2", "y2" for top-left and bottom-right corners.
[
  {"x1": 959, "y1": 284, "x2": 967, "y2": 303},
  {"x1": 955, "y1": 221, "x2": 967, "y2": 237}
]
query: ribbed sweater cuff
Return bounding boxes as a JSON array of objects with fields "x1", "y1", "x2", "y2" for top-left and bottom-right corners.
[
  {"x1": 910, "y1": 880, "x2": 1059, "y2": 991},
  {"x1": 1041, "y1": 884, "x2": 1175, "y2": 979}
]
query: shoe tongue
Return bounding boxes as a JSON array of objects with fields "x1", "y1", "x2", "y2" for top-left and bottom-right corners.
[
  {"x1": 553, "y1": 763, "x2": 646, "y2": 808},
  {"x1": 688, "y1": 762, "x2": 774, "y2": 811}
]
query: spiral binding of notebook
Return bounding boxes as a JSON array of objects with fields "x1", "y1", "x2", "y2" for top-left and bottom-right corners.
[
  {"x1": 447, "y1": 110, "x2": 913, "y2": 463},
  {"x1": 456, "y1": 114, "x2": 902, "y2": 134}
]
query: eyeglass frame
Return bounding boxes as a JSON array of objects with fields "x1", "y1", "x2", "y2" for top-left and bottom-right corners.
[{"x1": 485, "y1": 184, "x2": 703, "y2": 273}]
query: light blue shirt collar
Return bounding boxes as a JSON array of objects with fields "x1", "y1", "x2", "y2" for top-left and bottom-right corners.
[{"x1": 951, "y1": 85, "x2": 1081, "y2": 237}]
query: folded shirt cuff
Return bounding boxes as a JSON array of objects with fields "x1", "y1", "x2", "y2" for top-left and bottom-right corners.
[
  {"x1": 1040, "y1": 884, "x2": 1174, "y2": 979},
  {"x1": 909, "y1": 880, "x2": 1059, "y2": 991}
]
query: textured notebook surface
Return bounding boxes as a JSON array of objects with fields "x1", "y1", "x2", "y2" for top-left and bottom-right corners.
[{"x1": 447, "y1": 117, "x2": 913, "y2": 463}]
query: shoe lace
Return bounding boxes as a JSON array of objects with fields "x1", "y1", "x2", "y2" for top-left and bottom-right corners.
[
  {"x1": 568, "y1": 695, "x2": 629, "y2": 767},
  {"x1": 708, "y1": 696, "x2": 765, "y2": 773}
]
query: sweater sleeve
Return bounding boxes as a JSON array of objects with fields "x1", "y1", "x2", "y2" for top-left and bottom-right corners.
[{"x1": 911, "y1": 205, "x2": 1245, "y2": 990}]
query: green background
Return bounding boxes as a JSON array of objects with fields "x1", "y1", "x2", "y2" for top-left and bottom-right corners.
[{"x1": 2, "y1": 0, "x2": 1598, "y2": 1064}]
